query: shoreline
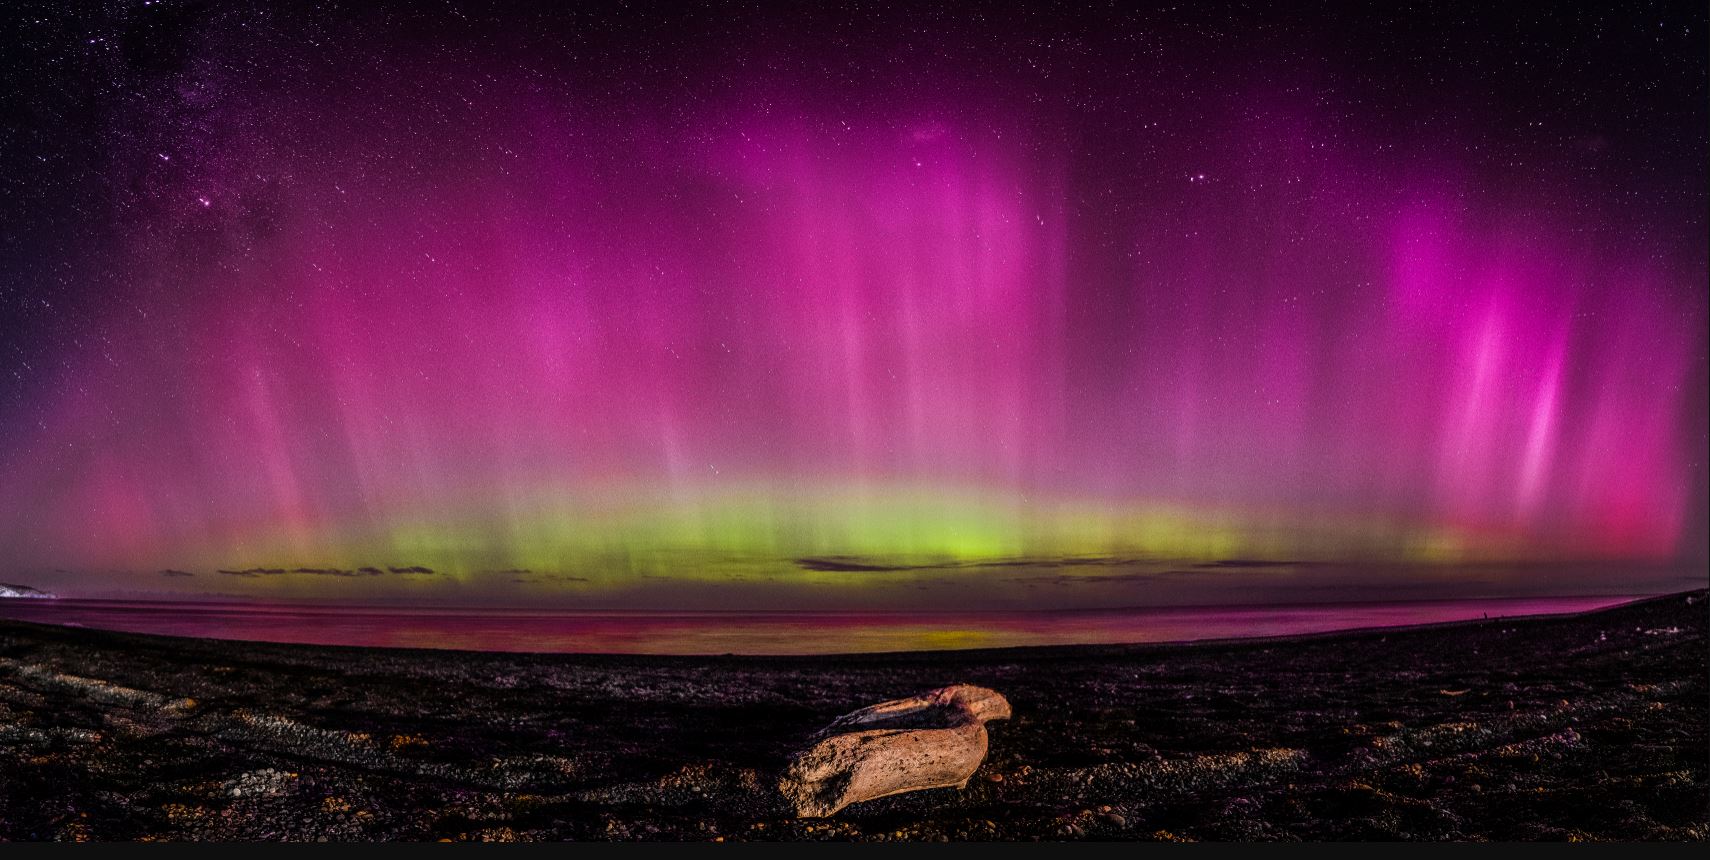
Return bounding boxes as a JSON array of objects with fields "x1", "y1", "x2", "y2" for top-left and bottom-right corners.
[
  {"x1": 1, "y1": 589, "x2": 1704, "y2": 840},
  {"x1": 0, "y1": 591, "x2": 1663, "y2": 660}
]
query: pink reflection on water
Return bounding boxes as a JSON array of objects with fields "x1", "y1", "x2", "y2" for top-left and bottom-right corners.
[{"x1": 0, "y1": 595, "x2": 1641, "y2": 655}]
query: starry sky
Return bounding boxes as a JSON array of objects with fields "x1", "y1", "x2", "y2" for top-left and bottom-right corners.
[{"x1": 0, "y1": 1, "x2": 1704, "y2": 608}]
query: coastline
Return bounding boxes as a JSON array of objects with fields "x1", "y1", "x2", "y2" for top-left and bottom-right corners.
[
  {"x1": 0, "y1": 591, "x2": 1656, "y2": 657},
  {"x1": 1, "y1": 590, "x2": 1704, "y2": 840}
]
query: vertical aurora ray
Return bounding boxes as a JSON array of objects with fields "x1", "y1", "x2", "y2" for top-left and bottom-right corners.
[{"x1": 0, "y1": 3, "x2": 1702, "y2": 606}]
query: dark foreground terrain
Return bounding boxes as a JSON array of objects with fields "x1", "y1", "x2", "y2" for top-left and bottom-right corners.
[{"x1": 1, "y1": 591, "x2": 1704, "y2": 841}]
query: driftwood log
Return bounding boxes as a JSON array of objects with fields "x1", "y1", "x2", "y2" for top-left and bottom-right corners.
[{"x1": 779, "y1": 684, "x2": 1011, "y2": 817}]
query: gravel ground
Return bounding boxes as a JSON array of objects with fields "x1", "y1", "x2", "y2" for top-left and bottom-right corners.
[{"x1": 1, "y1": 590, "x2": 1704, "y2": 841}]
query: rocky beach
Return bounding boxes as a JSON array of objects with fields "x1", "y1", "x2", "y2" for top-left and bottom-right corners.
[{"x1": 1, "y1": 591, "x2": 1704, "y2": 841}]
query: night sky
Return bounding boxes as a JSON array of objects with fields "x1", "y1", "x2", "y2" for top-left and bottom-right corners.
[{"x1": 0, "y1": 1, "x2": 1704, "y2": 608}]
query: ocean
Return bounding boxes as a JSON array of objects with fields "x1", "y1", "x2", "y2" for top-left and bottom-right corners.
[{"x1": 0, "y1": 594, "x2": 1642, "y2": 655}]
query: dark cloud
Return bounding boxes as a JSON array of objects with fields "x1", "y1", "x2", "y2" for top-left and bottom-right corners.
[
  {"x1": 215, "y1": 564, "x2": 435, "y2": 578},
  {"x1": 222, "y1": 566, "x2": 357, "y2": 578},
  {"x1": 158, "y1": 569, "x2": 196, "y2": 578},
  {"x1": 795, "y1": 557, "x2": 925, "y2": 572},
  {"x1": 292, "y1": 567, "x2": 396, "y2": 577},
  {"x1": 1193, "y1": 559, "x2": 1309, "y2": 569},
  {"x1": 217, "y1": 567, "x2": 287, "y2": 577}
]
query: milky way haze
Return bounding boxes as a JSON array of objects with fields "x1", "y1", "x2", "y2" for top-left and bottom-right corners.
[{"x1": 1, "y1": 2, "x2": 1704, "y2": 607}]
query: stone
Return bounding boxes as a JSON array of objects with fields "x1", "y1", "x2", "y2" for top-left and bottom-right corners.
[{"x1": 779, "y1": 684, "x2": 1011, "y2": 817}]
